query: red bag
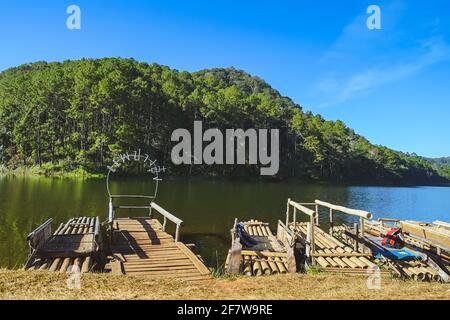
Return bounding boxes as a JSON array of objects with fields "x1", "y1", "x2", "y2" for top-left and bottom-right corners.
[{"x1": 381, "y1": 228, "x2": 405, "y2": 249}]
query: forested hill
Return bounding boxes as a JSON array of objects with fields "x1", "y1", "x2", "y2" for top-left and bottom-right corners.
[
  {"x1": 0, "y1": 58, "x2": 447, "y2": 184},
  {"x1": 425, "y1": 157, "x2": 450, "y2": 179}
]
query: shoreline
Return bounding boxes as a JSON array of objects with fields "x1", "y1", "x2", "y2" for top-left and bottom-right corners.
[{"x1": 1, "y1": 167, "x2": 449, "y2": 188}]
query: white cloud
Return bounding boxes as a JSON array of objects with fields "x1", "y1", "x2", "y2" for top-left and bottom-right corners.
[{"x1": 312, "y1": 2, "x2": 450, "y2": 108}]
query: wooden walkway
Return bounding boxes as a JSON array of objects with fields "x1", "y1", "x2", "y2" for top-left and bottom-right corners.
[{"x1": 109, "y1": 218, "x2": 211, "y2": 282}]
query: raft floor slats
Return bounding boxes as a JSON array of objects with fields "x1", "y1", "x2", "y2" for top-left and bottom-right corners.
[
  {"x1": 109, "y1": 218, "x2": 210, "y2": 283},
  {"x1": 291, "y1": 222, "x2": 376, "y2": 273},
  {"x1": 26, "y1": 216, "x2": 98, "y2": 273}
]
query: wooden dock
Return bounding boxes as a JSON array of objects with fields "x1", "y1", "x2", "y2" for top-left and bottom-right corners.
[
  {"x1": 106, "y1": 201, "x2": 210, "y2": 283},
  {"x1": 25, "y1": 216, "x2": 102, "y2": 273}
]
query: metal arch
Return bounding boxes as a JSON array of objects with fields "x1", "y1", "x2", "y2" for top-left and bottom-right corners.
[{"x1": 106, "y1": 153, "x2": 162, "y2": 200}]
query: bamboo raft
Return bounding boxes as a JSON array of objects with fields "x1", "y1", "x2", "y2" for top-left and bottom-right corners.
[
  {"x1": 225, "y1": 220, "x2": 295, "y2": 276},
  {"x1": 333, "y1": 217, "x2": 450, "y2": 282},
  {"x1": 25, "y1": 216, "x2": 101, "y2": 273},
  {"x1": 363, "y1": 220, "x2": 450, "y2": 262},
  {"x1": 282, "y1": 200, "x2": 380, "y2": 274},
  {"x1": 106, "y1": 201, "x2": 211, "y2": 282},
  {"x1": 401, "y1": 220, "x2": 450, "y2": 254},
  {"x1": 290, "y1": 223, "x2": 377, "y2": 272}
]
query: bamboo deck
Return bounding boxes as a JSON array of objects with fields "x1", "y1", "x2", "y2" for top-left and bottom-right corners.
[
  {"x1": 362, "y1": 221, "x2": 450, "y2": 262},
  {"x1": 107, "y1": 218, "x2": 211, "y2": 282},
  {"x1": 25, "y1": 217, "x2": 100, "y2": 273},
  {"x1": 225, "y1": 220, "x2": 290, "y2": 276},
  {"x1": 336, "y1": 223, "x2": 450, "y2": 282},
  {"x1": 290, "y1": 223, "x2": 377, "y2": 273}
]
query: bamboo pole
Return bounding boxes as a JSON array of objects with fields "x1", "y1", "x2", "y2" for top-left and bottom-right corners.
[{"x1": 315, "y1": 200, "x2": 373, "y2": 219}]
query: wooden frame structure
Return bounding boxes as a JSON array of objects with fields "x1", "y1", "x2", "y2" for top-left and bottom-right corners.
[
  {"x1": 284, "y1": 199, "x2": 377, "y2": 272},
  {"x1": 108, "y1": 196, "x2": 182, "y2": 242},
  {"x1": 285, "y1": 199, "x2": 317, "y2": 263}
]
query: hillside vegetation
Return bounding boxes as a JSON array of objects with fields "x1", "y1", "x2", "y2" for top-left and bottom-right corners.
[
  {"x1": 0, "y1": 58, "x2": 447, "y2": 184},
  {"x1": 426, "y1": 157, "x2": 450, "y2": 179}
]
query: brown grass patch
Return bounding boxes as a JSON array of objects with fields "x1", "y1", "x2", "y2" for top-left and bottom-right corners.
[{"x1": 0, "y1": 269, "x2": 449, "y2": 300}]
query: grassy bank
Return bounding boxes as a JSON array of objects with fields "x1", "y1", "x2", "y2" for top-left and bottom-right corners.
[
  {"x1": 1, "y1": 269, "x2": 449, "y2": 300},
  {"x1": 0, "y1": 164, "x2": 104, "y2": 179}
]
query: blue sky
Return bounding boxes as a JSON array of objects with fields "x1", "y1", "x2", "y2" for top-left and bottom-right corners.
[{"x1": 0, "y1": 0, "x2": 449, "y2": 157}]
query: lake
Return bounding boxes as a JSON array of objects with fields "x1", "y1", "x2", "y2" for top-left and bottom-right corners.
[{"x1": 1, "y1": 175, "x2": 450, "y2": 269}]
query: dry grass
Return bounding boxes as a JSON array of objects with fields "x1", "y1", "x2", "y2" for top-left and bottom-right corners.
[{"x1": 0, "y1": 269, "x2": 449, "y2": 300}]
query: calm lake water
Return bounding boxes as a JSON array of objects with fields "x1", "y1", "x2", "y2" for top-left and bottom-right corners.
[{"x1": 1, "y1": 175, "x2": 450, "y2": 269}]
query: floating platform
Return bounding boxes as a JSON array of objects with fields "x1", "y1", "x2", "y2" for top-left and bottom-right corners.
[
  {"x1": 106, "y1": 217, "x2": 211, "y2": 282},
  {"x1": 25, "y1": 217, "x2": 102, "y2": 273},
  {"x1": 357, "y1": 219, "x2": 450, "y2": 282},
  {"x1": 364, "y1": 220, "x2": 450, "y2": 262},
  {"x1": 290, "y1": 222, "x2": 377, "y2": 272},
  {"x1": 280, "y1": 199, "x2": 379, "y2": 275},
  {"x1": 400, "y1": 220, "x2": 450, "y2": 253},
  {"x1": 225, "y1": 220, "x2": 294, "y2": 276},
  {"x1": 104, "y1": 200, "x2": 210, "y2": 283}
]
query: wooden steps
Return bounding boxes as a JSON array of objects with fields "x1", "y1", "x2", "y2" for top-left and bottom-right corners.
[{"x1": 109, "y1": 218, "x2": 210, "y2": 283}]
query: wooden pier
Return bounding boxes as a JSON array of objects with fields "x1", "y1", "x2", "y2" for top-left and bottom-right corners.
[
  {"x1": 25, "y1": 216, "x2": 102, "y2": 273},
  {"x1": 106, "y1": 201, "x2": 211, "y2": 282}
]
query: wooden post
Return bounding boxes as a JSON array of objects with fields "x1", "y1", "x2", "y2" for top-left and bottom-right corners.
[
  {"x1": 329, "y1": 208, "x2": 333, "y2": 236},
  {"x1": 175, "y1": 224, "x2": 180, "y2": 242},
  {"x1": 306, "y1": 222, "x2": 311, "y2": 259},
  {"x1": 108, "y1": 198, "x2": 114, "y2": 246},
  {"x1": 227, "y1": 237, "x2": 242, "y2": 274},
  {"x1": 360, "y1": 217, "x2": 365, "y2": 237},
  {"x1": 286, "y1": 199, "x2": 291, "y2": 228},
  {"x1": 108, "y1": 198, "x2": 114, "y2": 222},
  {"x1": 286, "y1": 245, "x2": 297, "y2": 273},
  {"x1": 359, "y1": 217, "x2": 366, "y2": 252},
  {"x1": 310, "y1": 214, "x2": 315, "y2": 263},
  {"x1": 149, "y1": 204, "x2": 152, "y2": 218},
  {"x1": 315, "y1": 204, "x2": 319, "y2": 225},
  {"x1": 353, "y1": 223, "x2": 359, "y2": 252},
  {"x1": 163, "y1": 216, "x2": 167, "y2": 231},
  {"x1": 293, "y1": 207, "x2": 297, "y2": 227}
]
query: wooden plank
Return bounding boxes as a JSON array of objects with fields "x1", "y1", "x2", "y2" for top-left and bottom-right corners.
[
  {"x1": 176, "y1": 242, "x2": 210, "y2": 275},
  {"x1": 315, "y1": 200, "x2": 373, "y2": 219},
  {"x1": 111, "y1": 261, "x2": 124, "y2": 275},
  {"x1": 111, "y1": 217, "x2": 210, "y2": 281},
  {"x1": 311, "y1": 252, "x2": 371, "y2": 258}
]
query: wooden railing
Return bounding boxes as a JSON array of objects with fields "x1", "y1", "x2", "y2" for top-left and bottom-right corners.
[
  {"x1": 25, "y1": 218, "x2": 54, "y2": 268},
  {"x1": 285, "y1": 199, "x2": 374, "y2": 261},
  {"x1": 285, "y1": 199, "x2": 317, "y2": 261},
  {"x1": 314, "y1": 200, "x2": 372, "y2": 238},
  {"x1": 149, "y1": 202, "x2": 183, "y2": 242},
  {"x1": 108, "y1": 195, "x2": 183, "y2": 242}
]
